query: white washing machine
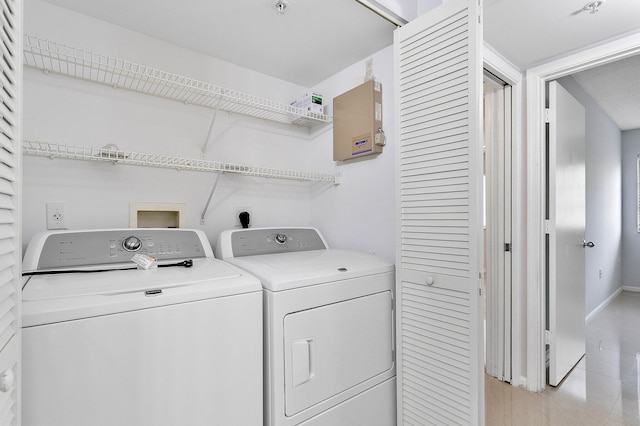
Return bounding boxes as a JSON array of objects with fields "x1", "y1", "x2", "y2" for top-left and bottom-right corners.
[
  {"x1": 22, "y1": 228, "x2": 263, "y2": 426},
  {"x1": 216, "y1": 227, "x2": 396, "y2": 426}
]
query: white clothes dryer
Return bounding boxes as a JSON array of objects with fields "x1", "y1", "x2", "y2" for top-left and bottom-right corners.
[
  {"x1": 22, "y1": 228, "x2": 263, "y2": 426},
  {"x1": 216, "y1": 227, "x2": 396, "y2": 426}
]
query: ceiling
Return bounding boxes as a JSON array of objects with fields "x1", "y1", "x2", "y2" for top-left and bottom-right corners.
[
  {"x1": 38, "y1": 0, "x2": 397, "y2": 88},
  {"x1": 572, "y1": 55, "x2": 640, "y2": 131},
  {"x1": 484, "y1": 0, "x2": 640, "y2": 131},
  {"x1": 39, "y1": 0, "x2": 640, "y2": 129}
]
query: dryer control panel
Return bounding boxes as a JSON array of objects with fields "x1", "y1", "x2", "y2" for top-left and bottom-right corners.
[{"x1": 217, "y1": 228, "x2": 327, "y2": 258}]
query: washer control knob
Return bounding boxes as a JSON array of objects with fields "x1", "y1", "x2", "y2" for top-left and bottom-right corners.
[
  {"x1": 274, "y1": 233, "x2": 288, "y2": 245},
  {"x1": 123, "y1": 236, "x2": 142, "y2": 252}
]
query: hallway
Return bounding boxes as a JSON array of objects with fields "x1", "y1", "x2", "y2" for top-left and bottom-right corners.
[{"x1": 487, "y1": 291, "x2": 640, "y2": 425}]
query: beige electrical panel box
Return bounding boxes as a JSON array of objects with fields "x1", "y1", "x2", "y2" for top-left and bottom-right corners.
[{"x1": 333, "y1": 80, "x2": 384, "y2": 161}]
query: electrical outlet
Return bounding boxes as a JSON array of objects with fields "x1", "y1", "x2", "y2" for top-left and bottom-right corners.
[
  {"x1": 234, "y1": 207, "x2": 252, "y2": 228},
  {"x1": 46, "y1": 203, "x2": 66, "y2": 230}
]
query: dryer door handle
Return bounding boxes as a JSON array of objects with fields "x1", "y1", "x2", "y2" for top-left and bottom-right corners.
[{"x1": 291, "y1": 338, "x2": 315, "y2": 387}]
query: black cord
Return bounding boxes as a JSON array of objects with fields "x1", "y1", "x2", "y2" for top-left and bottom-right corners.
[
  {"x1": 159, "y1": 259, "x2": 193, "y2": 268},
  {"x1": 22, "y1": 259, "x2": 194, "y2": 276}
]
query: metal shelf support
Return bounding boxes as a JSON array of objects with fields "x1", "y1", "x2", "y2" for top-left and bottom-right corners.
[
  {"x1": 202, "y1": 103, "x2": 221, "y2": 154},
  {"x1": 200, "y1": 173, "x2": 221, "y2": 225}
]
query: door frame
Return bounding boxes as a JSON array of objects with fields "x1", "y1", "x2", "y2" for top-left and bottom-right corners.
[
  {"x1": 526, "y1": 32, "x2": 640, "y2": 392},
  {"x1": 483, "y1": 71, "x2": 513, "y2": 383},
  {"x1": 483, "y1": 45, "x2": 525, "y2": 388}
]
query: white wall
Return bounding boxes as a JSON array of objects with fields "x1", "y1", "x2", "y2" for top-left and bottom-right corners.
[
  {"x1": 417, "y1": 0, "x2": 444, "y2": 15},
  {"x1": 621, "y1": 129, "x2": 640, "y2": 289},
  {"x1": 23, "y1": 0, "x2": 395, "y2": 262},
  {"x1": 377, "y1": 0, "x2": 418, "y2": 21},
  {"x1": 557, "y1": 76, "x2": 622, "y2": 315},
  {"x1": 309, "y1": 48, "x2": 395, "y2": 261}
]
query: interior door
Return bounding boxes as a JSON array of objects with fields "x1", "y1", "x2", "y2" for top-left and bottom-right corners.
[
  {"x1": 394, "y1": 0, "x2": 484, "y2": 424},
  {"x1": 0, "y1": 0, "x2": 20, "y2": 424},
  {"x1": 547, "y1": 81, "x2": 586, "y2": 387}
]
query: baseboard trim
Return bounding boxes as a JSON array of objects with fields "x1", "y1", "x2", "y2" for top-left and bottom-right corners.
[
  {"x1": 623, "y1": 286, "x2": 640, "y2": 293},
  {"x1": 585, "y1": 287, "x2": 623, "y2": 324},
  {"x1": 510, "y1": 375, "x2": 528, "y2": 389}
]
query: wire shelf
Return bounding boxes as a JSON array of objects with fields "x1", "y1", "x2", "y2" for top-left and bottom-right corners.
[
  {"x1": 23, "y1": 140, "x2": 341, "y2": 185},
  {"x1": 23, "y1": 35, "x2": 332, "y2": 131}
]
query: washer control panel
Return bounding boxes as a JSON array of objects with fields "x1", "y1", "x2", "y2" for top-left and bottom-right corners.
[
  {"x1": 33, "y1": 229, "x2": 208, "y2": 270},
  {"x1": 229, "y1": 228, "x2": 327, "y2": 257}
]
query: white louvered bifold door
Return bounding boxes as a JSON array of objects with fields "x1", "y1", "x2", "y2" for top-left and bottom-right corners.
[
  {"x1": 394, "y1": 0, "x2": 484, "y2": 424},
  {"x1": 0, "y1": 0, "x2": 20, "y2": 425}
]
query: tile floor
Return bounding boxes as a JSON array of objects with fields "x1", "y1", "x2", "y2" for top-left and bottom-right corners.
[{"x1": 486, "y1": 291, "x2": 640, "y2": 425}]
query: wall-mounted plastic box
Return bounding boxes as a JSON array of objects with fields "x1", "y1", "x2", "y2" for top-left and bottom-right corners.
[
  {"x1": 129, "y1": 202, "x2": 186, "y2": 228},
  {"x1": 332, "y1": 80, "x2": 383, "y2": 161}
]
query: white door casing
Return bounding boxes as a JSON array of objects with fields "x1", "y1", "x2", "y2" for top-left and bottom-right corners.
[
  {"x1": 484, "y1": 76, "x2": 512, "y2": 383},
  {"x1": 525, "y1": 32, "x2": 640, "y2": 392},
  {"x1": 394, "y1": 0, "x2": 484, "y2": 424},
  {"x1": 547, "y1": 81, "x2": 586, "y2": 387}
]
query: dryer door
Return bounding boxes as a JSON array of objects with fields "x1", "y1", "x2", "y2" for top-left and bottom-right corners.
[{"x1": 283, "y1": 291, "x2": 393, "y2": 416}]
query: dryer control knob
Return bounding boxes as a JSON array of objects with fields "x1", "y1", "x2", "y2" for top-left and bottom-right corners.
[
  {"x1": 274, "y1": 233, "x2": 287, "y2": 245},
  {"x1": 123, "y1": 236, "x2": 142, "y2": 252}
]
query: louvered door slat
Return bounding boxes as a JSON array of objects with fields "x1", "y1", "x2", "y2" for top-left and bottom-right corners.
[
  {"x1": 395, "y1": 0, "x2": 483, "y2": 424},
  {"x1": 0, "y1": 135, "x2": 13, "y2": 155},
  {"x1": 403, "y1": 199, "x2": 469, "y2": 209},
  {"x1": 0, "y1": 72, "x2": 15, "y2": 101},
  {"x1": 0, "y1": 226, "x2": 14, "y2": 242},
  {"x1": 402, "y1": 136, "x2": 468, "y2": 157},
  {"x1": 0, "y1": 39, "x2": 15, "y2": 73},
  {"x1": 0, "y1": 180, "x2": 13, "y2": 197},
  {"x1": 0, "y1": 194, "x2": 13, "y2": 211},
  {"x1": 0, "y1": 149, "x2": 14, "y2": 170},
  {"x1": 403, "y1": 241, "x2": 469, "y2": 254},
  {"x1": 401, "y1": 76, "x2": 467, "y2": 109}
]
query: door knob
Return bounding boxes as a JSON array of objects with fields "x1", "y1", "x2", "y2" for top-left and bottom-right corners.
[{"x1": 583, "y1": 241, "x2": 595, "y2": 248}]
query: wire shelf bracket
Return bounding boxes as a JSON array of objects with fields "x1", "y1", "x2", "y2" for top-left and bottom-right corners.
[{"x1": 202, "y1": 102, "x2": 221, "y2": 154}]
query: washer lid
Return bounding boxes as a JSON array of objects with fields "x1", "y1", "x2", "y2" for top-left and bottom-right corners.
[
  {"x1": 22, "y1": 258, "x2": 262, "y2": 328},
  {"x1": 23, "y1": 258, "x2": 244, "y2": 301},
  {"x1": 225, "y1": 249, "x2": 394, "y2": 292}
]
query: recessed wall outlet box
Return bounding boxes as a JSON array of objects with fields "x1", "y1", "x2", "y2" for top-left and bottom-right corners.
[
  {"x1": 333, "y1": 80, "x2": 383, "y2": 161},
  {"x1": 46, "y1": 203, "x2": 66, "y2": 230},
  {"x1": 129, "y1": 202, "x2": 186, "y2": 228}
]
